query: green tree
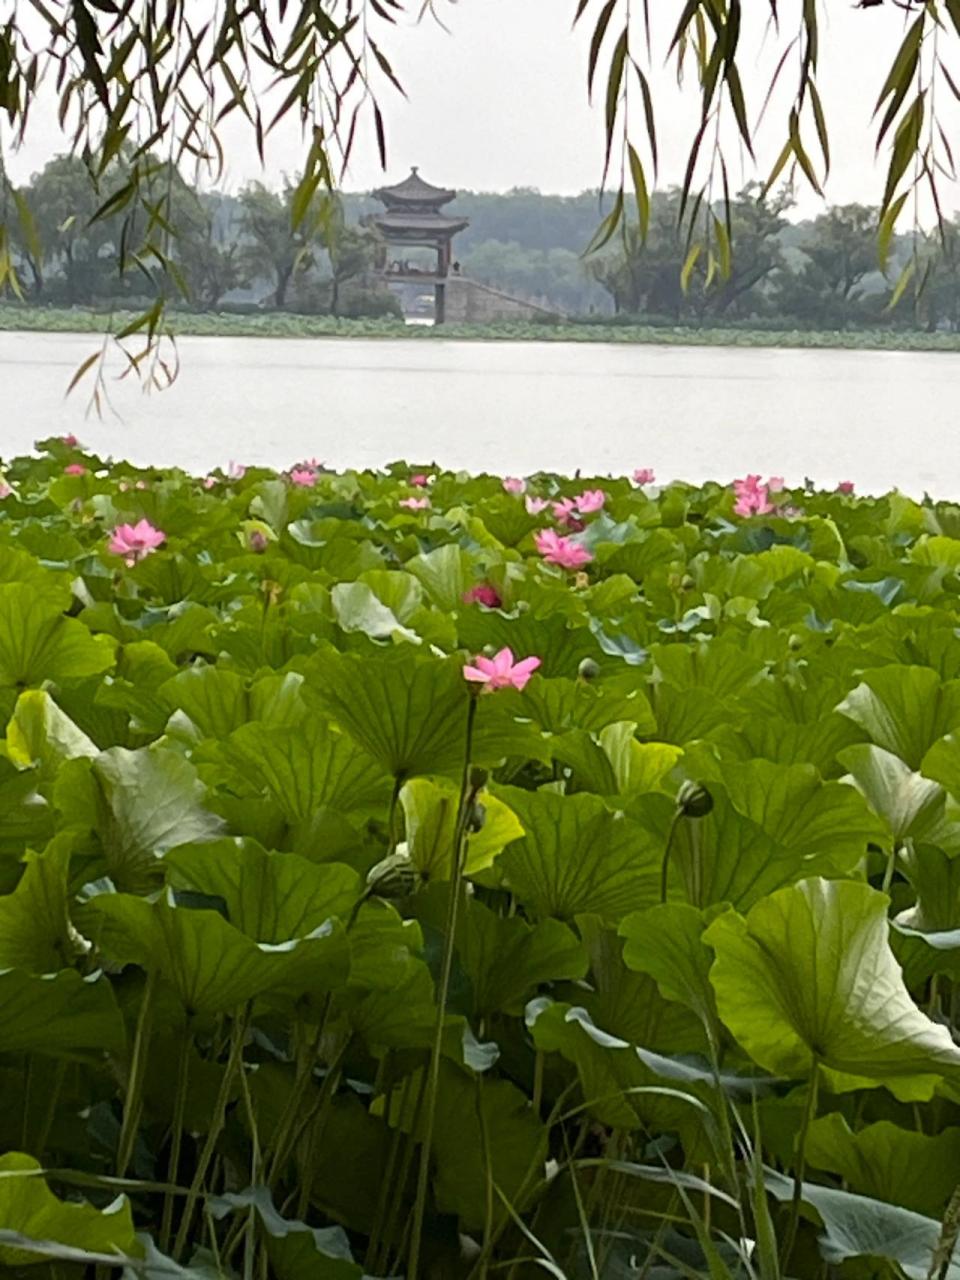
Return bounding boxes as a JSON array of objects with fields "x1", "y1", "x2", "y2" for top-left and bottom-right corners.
[
  {"x1": 21, "y1": 156, "x2": 106, "y2": 303},
  {"x1": 774, "y1": 205, "x2": 881, "y2": 328},
  {"x1": 237, "y1": 182, "x2": 318, "y2": 310}
]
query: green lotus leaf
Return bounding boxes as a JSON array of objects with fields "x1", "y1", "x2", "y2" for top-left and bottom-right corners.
[
  {"x1": 496, "y1": 785, "x2": 660, "y2": 921},
  {"x1": 87, "y1": 892, "x2": 348, "y2": 1013},
  {"x1": 309, "y1": 648, "x2": 472, "y2": 779},
  {"x1": 650, "y1": 683, "x2": 733, "y2": 745},
  {"x1": 356, "y1": 569, "x2": 424, "y2": 621},
  {"x1": 650, "y1": 637, "x2": 766, "y2": 697},
  {"x1": 93, "y1": 640, "x2": 180, "y2": 739},
  {"x1": 400, "y1": 775, "x2": 524, "y2": 879},
  {"x1": 731, "y1": 680, "x2": 866, "y2": 774},
  {"x1": 526, "y1": 998, "x2": 712, "y2": 1143},
  {"x1": 0, "y1": 583, "x2": 115, "y2": 717},
  {"x1": 164, "y1": 838, "x2": 360, "y2": 941},
  {"x1": 223, "y1": 719, "x2": 391, "y2": 823},
  {"x1": 897, "y1": 843, "x2": 960, "y2": 933},
  {"x1": 629, "y1": 782, "x2": 861, "y2": 912},
  {"x1": 599, "y1": 724, "x2": 683, "y2": 796},
  {"x1": 0, "y1": 1152, "x2": 139, "y2": 1268},
  {"x1": 576, "y1": 914, "x2": 707, "y2": 1054},
  {"x1": 548, "y1": 729, "x2": 620, "y2": 794},
  {"x1": 75, "y1": 746, "x2": 224, "y2": 893},
  {"x1": 0, "y1": 835, "x2": 87, "y2": 972},
  {"x1": 509, "y1": 674, "x2": 655, "y2": 736},
  {"x1": 839, "y1": 743, "x2": 960, "y2": 850},
  {"x1": 210, "y1": 1186, "x2": 363, "y2": 1280},
  {"x1": 804, "y1": 1113, "x2": 960, "y2": 1218},
  {"x1": 455, "y1": 894, "x2": 586, "y2": 1016},
  {"x1": 694, "y1": 758, "x2": 885, "y2": 870},
  {"x1": 0, "y1": 758, "x2": 55, "y2": 881},
  {"x1": 406, "y1": 543, "x2": 470, "y2": 612},
  {"x1": 339, "y1": 951, "x2": 438, "y2": 1052},
  {"x1": 5, "y1": 689, "x2": 98, "y2": 783},
  {"x1": 620, "y1": 903, "x2": 720, "y2": 1040},
  {"x1": 330, "y1": 581, "x2": 421, "y2": 644},
  {"x1": 764, "y1": 1168, "x2": 960, "y2": 1280},
  {"x1": 837, "y1": 664, "x2": 960, "y2": 769},
  {"x1": 160, "y1": 666, "x2": 305, "y2": 740},
  {"x1": 378, "y1": 1060, "x2": 546, "y2": 1230},
  {"x1": 0, "y1": 967, "x2": 124, "y2": 1056},
  {"x1": 706, "y1": 877, "x2": 960, "y2": 1095}
]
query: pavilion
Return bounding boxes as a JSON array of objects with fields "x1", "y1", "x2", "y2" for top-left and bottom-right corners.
[{"x1": 370, "y1": 168, "x2": 469, "y2": 324}]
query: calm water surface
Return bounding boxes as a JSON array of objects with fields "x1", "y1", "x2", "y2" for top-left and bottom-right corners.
[{"x1": 1, "y1": 329, "x2": 956, "y2": 494}]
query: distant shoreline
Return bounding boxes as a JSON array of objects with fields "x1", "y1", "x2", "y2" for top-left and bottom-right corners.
[{"x1": 3, "y1": 303, "x2": 960, "y2": 354}]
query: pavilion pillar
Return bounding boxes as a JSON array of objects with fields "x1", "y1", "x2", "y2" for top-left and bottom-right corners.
[{"x1": 435, "y1": 280, "x2": 446, "y2": 325}]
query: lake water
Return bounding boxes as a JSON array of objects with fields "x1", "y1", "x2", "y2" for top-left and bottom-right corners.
[{"x1": 1, "y1": 329, "x2": 957, "y2": 495}]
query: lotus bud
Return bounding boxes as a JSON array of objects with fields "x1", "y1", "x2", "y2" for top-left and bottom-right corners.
[
  {"x1": 676, "y1": 780, "x2": 714, "y2": 819},
  {"x1": 680, "y1": 574, "x2": 695, "y2": 592},
  {"x1": 578, "y1": 657, "x2": 600, "y2": 681},
  {"x1": 366, "y1": 852, "x2": 419, "y2": 900}
]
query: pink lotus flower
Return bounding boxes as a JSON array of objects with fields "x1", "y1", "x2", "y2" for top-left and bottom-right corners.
[
  {"x1": 463, "y1": 584, "x2": 502, "y2": 608},
  {"x1": 228, "y1": 460, "x2": 246, "y2": 480},
  {"x1": 134, "y1": 480, "x2": 147, "y2": 490},
  {"x1": 575, "y1": 488, "x2": 606, "y2": 514},
  {"x1": 203, "y1": 475, "x2": 217, "y2": 490},
  {"x1": 502, "y1": 476, "x2": 526, "y2": 494},
  {"x1": 525, "y1": 496, "x2": 549, "y2": 515},
  {"x1": 118, "y1": 481, "x2": 129, "y2": 492},
  {"x1": 0, "y1": 482, "x2": 12, "y2": 500},
  {"x1": 768, "y1": 476, "x2": 785, "y2": 493},
  {"x1": 837, "y1": 481, "x2": 855, "y2": 495},
  {"x1": 732, "y1": 474, "x2": 776, "y2": 517},
  {"x1": 535, "y1": 528, "x2": 593, "y2": 570},
  {"x1": 108, "y1": 519, "x2": 166, "y2": 567},
  {"x1": 60, "y1": 434, "x2": 79, "y2": 447},
  {"x1": 633, "y1": 468, "x2": 655, "y2": 485},
  {"x1": 552, "y1": 497, "x2": 585, "y2": 530},
  {"x1": 64, "y1": 464, "x2": 86, "y2": 476},
  {"x1": 289, "y1": 468, "x2": 317, "y2": 487},
  {"x1": 463, "y1": 646, "x2": 541, "y2": 693},
  {"x1": 733, "y1": 487, "x2": 775, "y2": 517},
  {"x1": 248, "y1": 529, "x2": 268, "y2": 552},
  {"x1": 399, "y1": 496, "x2": 431, "y2": 511},
  {"x1": 410, "y1": 473, "x2": 431, "y2": 487}
]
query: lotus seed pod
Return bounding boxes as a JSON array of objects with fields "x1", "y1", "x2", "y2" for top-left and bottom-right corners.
[
  {"x1": 469, "y1": 766, "x2": 490, "y2": 791},
  {"x1": 578, "y1": 657, "x2": 600, "y2": 681},
  {"x1": 676, "y1": 780, "x2": 714, "y2": 819},
  {"x1": 680, "y1": 574, "x2": 695, "y2": 591}
]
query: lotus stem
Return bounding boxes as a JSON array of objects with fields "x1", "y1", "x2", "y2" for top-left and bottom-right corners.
[
  {"x1": 160, "y1": 1027, "x2": 192, "y2": 1252},
  {"x1": 407, "y1": 692, "x2": 478, "y2": 1280},
  {"x1": 780, "y1": 1057, "x2": 819, "y2": 1269},
  {"x1": 659, "y1": 809, "x2": 684, "y2": 904},
  {"x1": 117, "y1": 968, "x2": 157, "y2": 1178},
  {"x1": 173, "y1": 1006, "x2": 249, "y2": 1261}
]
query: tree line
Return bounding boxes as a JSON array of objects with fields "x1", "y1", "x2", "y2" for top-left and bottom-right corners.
[{"x1": 4, "y1": 154, "x2": 959, "y2": 332}]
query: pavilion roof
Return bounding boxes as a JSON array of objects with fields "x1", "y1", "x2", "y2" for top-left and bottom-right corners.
[
  {"x1": 372, "y1": 210, "x2": 469, "y2": 239},
  {"x1": 373, "y1": 167, "x2": 457, "y2": 208}
]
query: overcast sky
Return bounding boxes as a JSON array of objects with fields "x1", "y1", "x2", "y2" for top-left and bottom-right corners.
[{"x1": 5, "y1": 1, "x2": 955, "y2": 220}]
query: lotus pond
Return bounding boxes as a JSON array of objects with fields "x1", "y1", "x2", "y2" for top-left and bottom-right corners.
[{"x1": 7, "y1": 443, "x2": 960, "y2": 1279}]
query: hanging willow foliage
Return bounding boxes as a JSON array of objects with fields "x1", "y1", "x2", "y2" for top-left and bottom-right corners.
[
  {"x1": 580, "y1": 0, "x2": 960, "y2": 299},
  {"x1": 0, "y1": 0, "x2": 956, "y2": 393}
]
